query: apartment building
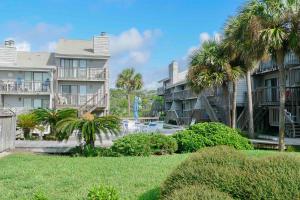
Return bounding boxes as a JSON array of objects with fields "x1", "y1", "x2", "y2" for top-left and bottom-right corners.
[
  {"x1": 0, "y1": 33, "x2": 110, "y2": 116},
  {"x1": 251, "y1": 52, "x2": 300, "y2": 137},
  {"x1": 157, "y1": 61, "x2": 247, "y2": 125}
]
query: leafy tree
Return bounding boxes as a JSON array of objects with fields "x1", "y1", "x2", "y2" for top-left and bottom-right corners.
[
  {"x1": 17, "y1": 113, "x2": 39, "y2": 139},
  {"x1": 187, "y1": 40, "x2": 242, "y2": 127},
  {"x1": 238, "y1": 0, "x2": 300, "y2": 150},
  {"x1": 33, "y1": 108, "x2": 77, "y2": 138},
  {"x1": 57, "y1": 113, "x2": 120, "y2": 147},
  {"x1": 116, "y1": 68, "x2": 143, "y2": 116}
]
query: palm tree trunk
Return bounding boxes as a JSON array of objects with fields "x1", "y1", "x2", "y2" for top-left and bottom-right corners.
[
  {"x1": 231, "y1": 81, "x2": 237, "y2": 128},
  {"x1": 223, "y1": 84, "x2": 231, "y2": 126},
  {"x1": 127, "y1": 94, "x2": 131, "y2": 117},
  {"x1": 89, "y1": 138, "x2": 95, "y2": 148},
  {"x1": 276, "y1": 50, "x2": 286, "y2": 151},
  {"x1": 246, "y1": 70, "x2": 255, "y2": 138}
]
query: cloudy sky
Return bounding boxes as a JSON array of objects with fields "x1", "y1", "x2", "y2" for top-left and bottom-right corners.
[{"x1": 0, "y1": 0, "x2": 245, "y2": 89}]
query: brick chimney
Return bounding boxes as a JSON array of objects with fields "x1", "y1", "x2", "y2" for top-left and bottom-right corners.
[{"x1": 93, "y1": 32, "x2": 110, "y2": 56}]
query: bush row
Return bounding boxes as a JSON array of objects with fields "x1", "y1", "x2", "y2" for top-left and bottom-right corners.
[
  {"x1": 172, "y1": 122, "x2": 253, "y2": 153},
  {"x1": 161, "y1": 145, "x2": 300, "y2": 200},
  {"x1": 70, "y1": 133, "x2": 178, "y2": 157}
]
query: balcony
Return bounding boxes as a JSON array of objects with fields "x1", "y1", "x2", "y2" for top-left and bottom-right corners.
[
  {"x1": 254, "y1": 86, "x2": 300, "y2": 106},
  {"x1": 157, "y1": 87, "x2": 165, "y2": 95},
  {"x1": 256, "y1": 52, "x2": 300, "y2": 74},
  {"x1": 56, "y1": 93, "x2": 106, "y2": 108},
  {"x1": 0, "y1": 80, "x2": 51, "y2": 94},
  {"x1": 58, "y1": 67, "x2": 106, "y2": 81}
]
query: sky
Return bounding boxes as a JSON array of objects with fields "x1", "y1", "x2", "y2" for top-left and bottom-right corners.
[{"x1": 0, "y1": 0, "x2": 245, "y2": 89}]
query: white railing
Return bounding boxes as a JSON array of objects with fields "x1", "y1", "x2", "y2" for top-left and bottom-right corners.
[
  {"x1": 58, "y1": 67, "x2": 105, "y2": 80},
  {"x1": 0, "y1": 80, "x2": 51, "y2": 93},
  {"x1": 57, "y1": 93, "x2": 106, "y2": 108}
]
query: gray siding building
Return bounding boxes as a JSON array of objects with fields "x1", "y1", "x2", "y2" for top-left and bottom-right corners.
[{"x1": 0, "y1": 33, "x2": 110, "y2": 116}]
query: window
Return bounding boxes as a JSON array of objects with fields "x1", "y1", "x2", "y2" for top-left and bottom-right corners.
[
  {"x1": 80, "y1": 60, "x2": 87, "y2": 68},
  {"x1": 23, "y1": 98, "x2": 32, "y2": 108},
  {"x1": 33, "y1": 99, "x2": 42, "y2": 108},
  {"x1": 73, "y1": 59, "x2": 79, "y2": 68},
  {"x1": 42, "y1": 99, "x2": 49, "y2": 108}
]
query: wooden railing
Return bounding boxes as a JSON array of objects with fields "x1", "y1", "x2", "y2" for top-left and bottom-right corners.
[
  {"x1": 58, "y1": 67, "x2": 105, "y2": 80},
  {"x1": 0, "y1": 80, "x2": 51, "y2": 93},
  {"x1": 57, "y1": 93, "x2": 106, "y2": 108}
]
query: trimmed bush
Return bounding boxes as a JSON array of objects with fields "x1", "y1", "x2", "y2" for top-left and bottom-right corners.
[
  {"x1": 164, "y1": 184, "x2": 233, "y2": 200},
  {"x1": 87, "y1": 185, "x2": 119, "y2": 200},
  {"x1": 161, "y1": 146, "x2": 300, "y2": 200},
  {"x1": 172, "y1": 122, "x2": 253, "y2": 153},
  {"x1": 111, "y1": 133, "x2": 177, "y2": 156}
]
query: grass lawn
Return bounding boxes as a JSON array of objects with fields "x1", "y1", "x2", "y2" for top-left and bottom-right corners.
[
  {"x1": 0, "y1": 153, "x2": 189, "y2": 200},
  {"x1": 0, "y1": 150, "x2": 299, "y2": 200}
]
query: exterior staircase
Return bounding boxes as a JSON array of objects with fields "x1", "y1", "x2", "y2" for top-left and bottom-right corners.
[
  {"x1": 201, "y1": 94, "x2": 226, "y2": 123},
  {"x1": 285, "y1": 111, "x2": 300, "y2": 138},
  {"x1": 78, "y1": 92, "x2": 107, "y2": 116}
]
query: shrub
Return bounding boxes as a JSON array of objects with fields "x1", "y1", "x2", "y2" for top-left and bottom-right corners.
[
  {"x1": 172, "y1": 122, "x2": 253, "y2": 153},
  {"x1": 17, "y1": 113, "x2": 39, "y2": 139},
  {"x1": 69, "y1": 145, "x2": 118, "y2": 157},
  {"x1": 161, "y1": 146, "x2": 300, "y2": 200},
  {"x1": 164, "y1": 184, "x2": 233, "y2": 200},
  {"x1": 111, "y1": 133, "x2": 177, "y2": 156},
  {"x1": 149, "y1": 134, "x2": 178, "y2": 155},
  {"x1": 87, "y1": 185, "x2": 119, "y2": 200}
]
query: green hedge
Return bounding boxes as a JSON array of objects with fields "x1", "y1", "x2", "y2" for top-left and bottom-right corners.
[
  {"x1": 111, "y1": 133, "x2": 178, "y2": 156},
  {"x1": 164, "y1": 184, "x2": 233, "y2": 200},
  {"x1": 172, "y1": 122, "x2": 253, "y2": 153},
  {"x1": 161, "y1": 146, "x2": 300, "y2": 200}
]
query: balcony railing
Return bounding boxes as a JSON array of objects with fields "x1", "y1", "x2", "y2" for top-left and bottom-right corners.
[
  {"x1": 58, "y1": 67, "x2": 106, "y2": 80},
  {"x1": 254, "y1": 86, "x2": 300, "y2": 106},
  {"x1": 256, "y1": 52, "x2": 300, "y2": 74},
  {"x1": 57, "y1": 93, "x2": 106, "y2": 108},
  {"x1": 157, "y1": 87, "x2": 165, "y2": 95},
  {"x1": 0, "y1": 80, "x2": 51, "y2": 94}
]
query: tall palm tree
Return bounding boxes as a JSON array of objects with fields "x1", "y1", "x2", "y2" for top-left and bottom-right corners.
[
  {"x1": 33, "y1": 108, "x2": 77, "y2": 138},
  {"x1": 116, "y1": 68, "x2": 143, "y2": 117},
  {"x1": 187, "y1": 40, "x2": 242, "y2": 127},
  {"x1": 240, "y1": 0, "x2": 300, "y2": 151},
  {"x1": 223, "y1": 13, "x2": 267, "y2": 138},
  {"x1": 57, "y1": 113, "x2": 120, "y2": 147}
]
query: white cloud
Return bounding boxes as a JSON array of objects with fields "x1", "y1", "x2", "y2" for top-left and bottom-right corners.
[
  {"x1": 109, "y1": 28, "x2": 162, "y2": 87},
  {"x1": 3, "y1": 22, "x2": 71, "y2": 52},
  {"x1": 199, "y1": 32, "x2": 210, "y2": 43},
  {"x1": 15, "y1": 41, "x2": 31, "y2": 51}
]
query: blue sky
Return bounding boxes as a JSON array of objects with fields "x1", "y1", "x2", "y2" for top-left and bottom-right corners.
[{"x1": 0, "y1": 0, "x2": 245, "y2": 89}]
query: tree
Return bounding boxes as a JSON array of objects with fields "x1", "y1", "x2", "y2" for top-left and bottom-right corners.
[
  {"x1": 57, "y1": 113, "x2": 120, "y2": 147},
  {"x1": 33, "y1": 108, "x2": 77, "y2": 138},
  {"x1": 17, "y1": 113, "x2": 39, "y2": 139},
  {"x1": 239, "y1": 0, "x2": 300, "y2": 151},
  {"x1": 223, "y1": 13, "x2": 267, "y2": 135},
  {"x1": 116, "y1": 68, "x2": 143, "y2": 117},
  {"x1": 187, "y1": 40, "x2": 242, "y2": 127}
]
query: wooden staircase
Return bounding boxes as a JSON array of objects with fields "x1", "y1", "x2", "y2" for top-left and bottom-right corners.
[
  {"x1": 200, "y1": 94, "x2": 226, "y2": 123},
  {"x1": 78, "y1": 92, "x2": 107, "y2": 116}
]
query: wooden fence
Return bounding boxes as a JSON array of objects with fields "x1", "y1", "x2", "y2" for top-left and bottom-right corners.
[{"x1": 0, "y1": 109, "x2": 16, "y2": 152}]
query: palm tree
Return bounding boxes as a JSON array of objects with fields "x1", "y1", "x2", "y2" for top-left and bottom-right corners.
[
  {"x1": 57, "y1": 113, "x2": 120, "y2": 147},
  {"x1": 239, "y1": 0, "x2": 300, "y2": 151},
  {"x1": 187, "y1": 40, "x2": 242, "y2": 127},
  {"x1": 17, "y1": 113, "x2": 39, "y2": 139},
  {"x1": 223, "y1": 14, "x2": 267, "y2": 137},
  {"x1": 33, "y1": 108, "x2": 77, "y2": 138},
  {"x1": 116, "y1": 68, "x2": 143, "y2": 117}
]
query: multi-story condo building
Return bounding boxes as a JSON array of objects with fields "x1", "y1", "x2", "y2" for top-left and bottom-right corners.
[
  {"x1": 157, "y1": 61, "x2": 247, "y2": 125},
  {"x1": 0, "y1": 33, "x2": 110, "y2": 116},
  {"x1": 251, "y1": 52, "x2": 300, "y2": 137}
]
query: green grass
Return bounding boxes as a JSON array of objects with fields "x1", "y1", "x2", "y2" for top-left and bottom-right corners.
[
  {"x1": 0, "y1": 150, "x2": 299, "y2": 200},
  {"x1": 0, "y1": 153, "x2": 189, "y2": 200}
]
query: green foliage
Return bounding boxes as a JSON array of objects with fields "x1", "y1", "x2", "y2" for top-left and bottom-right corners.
[
  {"x1": 33, "y1": 108, "x2": 77, "y2": 139},
  {"x1": 164, "y1": 184, "x2": 233, "y2": 200},
  {"x1": 17, "y1": 113, "x2": 39, "y2": 139},
  {"x1": 87, "y1": 185, "x2": 119, "y2": 200},
  {"x1": 69, "y1": 145, "x2": 118, "y2": 157},
  {"x1": 112, "y1": 133, "x2": 178, "y2": 156},
  {"x1": 57, "y1": 114, "x2": 120, "y2": 147},
  {"x1": 32, "y1": 192, "x2": 48, "y2": 200},
  {"x1": 172, "y1": 122, "x2": 253, "y2": 153},
  {"x1": 161, "y1": 146, "x2": 300, "y2": 200}
]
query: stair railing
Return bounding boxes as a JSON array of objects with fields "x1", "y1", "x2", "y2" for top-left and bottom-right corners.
[
  {"x1": 200, "y1": 94, "x2": 219, "y2": 122},
  {"x1": 285, "y1": 110, "x2": 295, "y2": 138}
]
